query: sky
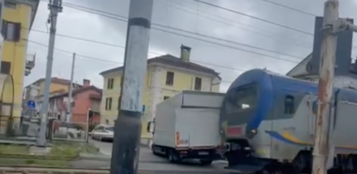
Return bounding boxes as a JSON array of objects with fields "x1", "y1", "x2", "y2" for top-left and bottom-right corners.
[{"x1": 25, "y1": 0, "x2": 357, "y2": 92}]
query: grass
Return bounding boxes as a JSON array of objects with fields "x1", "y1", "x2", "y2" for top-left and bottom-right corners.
[
  {"x1": 50, "y1": 142, "x2": 99, "y2": 158},
  {"x1": 0, "y1": 158, "x2": 70, "y2": 167},
  {"x1": 0, "y1": 142, "x2": 98, "y2": 157},
  {"x1": 0, "y1": 144, "x2": 29, "y2": 155},
  {"x1": 0, "y1": 142, "x2": 98, "y2": 167}
]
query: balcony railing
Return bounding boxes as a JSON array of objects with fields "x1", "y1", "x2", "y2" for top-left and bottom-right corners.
[{"x1": 25, "y1": 53, "x2": 36, "y2": 76}]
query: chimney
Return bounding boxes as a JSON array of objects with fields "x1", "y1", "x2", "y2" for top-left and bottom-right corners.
[
  {"x1": 180, "y1": 44, "x2": 191, "y2": 62},
  {"x1": 83, "y1": 79, "x2": 90, "y2": 87}
]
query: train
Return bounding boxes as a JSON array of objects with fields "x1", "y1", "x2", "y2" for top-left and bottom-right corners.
[{"x1": 220, "y1": 69, "x2": 357, "y2": 173}]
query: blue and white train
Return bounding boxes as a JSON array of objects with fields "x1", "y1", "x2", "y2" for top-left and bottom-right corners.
[{"x1": 220, "y1": 69, "x2": 357, "y2": 173}]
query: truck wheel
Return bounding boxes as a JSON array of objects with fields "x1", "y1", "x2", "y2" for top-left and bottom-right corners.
[
  {"x1": 168, "y1": 152, "x2": 175, "y2": 163},
  {"x1": 151, "y1": 145, "x2": 159, "y2": 155},
  {"x1": 200, "y1": 160, "x2": 212, "y2": 165},
  {"x1": 168, "y1": 149, "x2": 180, "y2": 163}
]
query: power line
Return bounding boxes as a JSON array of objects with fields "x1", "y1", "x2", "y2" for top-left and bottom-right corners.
[
  {"x1": 258, "y1": 0, "x2": 317, "y2": 17},
  {"x1": 27, "y1": 39, "x2": 123, "y2": 64},
  {"x1": 194, "y1": 0, "x2": 314, "y2": 36},
  {"x1": 26, "y1": 39, "x2": 240, "y2": 83},
  {"x1": 61, "y1": 2, "x2": 303, "y2": 59},
  {"x1": 36, "y1": 2, "x2": 303, "y2": 63},
  {"x1": 254, "y1": 0, "x2": 357, "y2": 50},
  {"x1": 30, "y1": 27, "x2": 304, "y2": 61},
  {"x1": 160, "y1": 0, "x2": 312, "y2": 49},
  {"x1": 42, "y1": 0, "x2": 357, "y2": 52}
]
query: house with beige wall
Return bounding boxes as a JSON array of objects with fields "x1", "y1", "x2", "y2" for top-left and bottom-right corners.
[{"x1": 99, "y1": 45, "x2": 221, "y2": 135}]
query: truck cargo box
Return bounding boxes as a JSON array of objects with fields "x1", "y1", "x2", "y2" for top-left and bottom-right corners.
[{"x1": 153, "y1": 91, "x2": 224, "y2": 150}]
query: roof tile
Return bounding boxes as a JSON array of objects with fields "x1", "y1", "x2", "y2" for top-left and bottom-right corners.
[{"x1": 100, "y1": 54, "x2": 220, "y2": 79}]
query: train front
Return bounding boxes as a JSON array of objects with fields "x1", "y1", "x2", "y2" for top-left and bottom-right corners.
[{"x1": 219, "y1": 69, "x2": 275, "y2": 171}]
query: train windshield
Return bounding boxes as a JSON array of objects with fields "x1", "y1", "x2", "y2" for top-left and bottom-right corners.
[{"x1": 225, "y1": 84, "x2": 258, "y2": 114}]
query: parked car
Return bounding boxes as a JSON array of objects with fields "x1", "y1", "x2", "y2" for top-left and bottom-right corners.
[{"x1": 90, "y1": 124, "x2": 114, "y2": 141}]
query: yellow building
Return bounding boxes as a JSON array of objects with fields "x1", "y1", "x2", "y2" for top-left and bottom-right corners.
[
  {"x1": 1, "y1": 0, "x2": 39, "y2": 125},
  {"x1": 99, "y1": 45, "x2": 221, "y2": 135},
  {"x1": 24, "y1": 77, "x2": 82, "y2": 98}
]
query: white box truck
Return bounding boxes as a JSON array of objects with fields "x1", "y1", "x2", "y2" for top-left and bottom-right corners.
[{"x1": 147, "y1": 91, "x2": 224, "y2": 165}]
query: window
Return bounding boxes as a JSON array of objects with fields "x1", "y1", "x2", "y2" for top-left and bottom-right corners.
[
  {"x1": 225, "y1": 84, "x2": 258, "y2": 114},
  {"x1": 5, "y1": 2, "x2": 17, "y2": 9},
  {"x1": 94, "y1": 125, "x2": 104, "y2": 131},
  {"x1": 194, "y1": 77, "x2": 202, "y2": 91},
  {"x1": 105, "y1": 97, "x2": 112, "y2": 110},
  {"x1": 1, "y1": 61, "x2": 11, "y2": 74},
  {"x1": 1, "y1": 20, "x2": 21, "y2": 42},
  {"x1": 284, "y1": 95, "x2": 295, "y2": 114},
  {"x1": 107, "y1": 78, "x2": 114, "y2": 89},
  {"x1": 92, "y1": 100, "x2": 100, "y2": 112},
  {"x1": 105, "y1": 127, "x2": 114, "y2": 131},
  {"x1": 311, "y1": 100, "x2": 317, "y2": 115},
  {"x1": 166, "y1": 71, "x2": 174, "y2": 86},
  {"x1": 163, "y1": 96, "x2": 170, "y2": 100}
]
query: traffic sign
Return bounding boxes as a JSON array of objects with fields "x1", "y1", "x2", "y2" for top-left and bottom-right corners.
[
  {"x1": 27, "y1": 100, "x2": 36, "y2": 109},
  {"x1": 142, "y1": 105, "x2": 145, "y2": 112}
]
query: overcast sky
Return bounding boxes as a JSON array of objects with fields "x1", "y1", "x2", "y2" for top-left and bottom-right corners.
[{"x1": 25, "y1": 0, "x2": 357, "y2": 92}]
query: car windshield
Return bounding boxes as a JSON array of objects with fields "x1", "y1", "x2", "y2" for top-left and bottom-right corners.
[{"x1": 105, "y1": 127, "x2": 114, "y2": 131}]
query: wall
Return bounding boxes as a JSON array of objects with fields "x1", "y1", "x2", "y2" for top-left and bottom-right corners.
[
  {"x1": 37, "y1": 81, "x2": 69, "y2": 96},
  {"x1": 101, "y1": 63, "x2": 221, "y2": 138},
  {"x1": 100, "y1": 69, "x2": 151, "y2": 127},
  {"x1": 146, "y1": 65, "x2": 219, "y2": 126},
  {"x1": 3, "y1": 2, "x2": 32, "y2": 119},
  {"x1": 310, "y1": 17, "x2": 353, "y2": 76},
  {"x1": 71, "y1": 89, "x2": 101, "y2": 123}
]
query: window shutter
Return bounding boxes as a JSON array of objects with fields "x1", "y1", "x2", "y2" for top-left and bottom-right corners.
[
  {"x1": 1, "y1": 20, "x2": 7, "y2": 39},
  {"x1": 1, "y1": 61, "x2": 11, "y2": 74},
  {"x1": 14, "y1": 23, "x2": 21, "y2": 41}
]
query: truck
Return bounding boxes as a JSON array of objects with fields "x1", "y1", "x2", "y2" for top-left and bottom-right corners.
[{"x1": 147, "y1": 91, "x2": 224, "y2": 165}]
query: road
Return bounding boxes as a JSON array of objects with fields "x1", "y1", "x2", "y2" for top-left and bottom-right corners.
[
  {"x1": 79, "y1": 139, "x2": 235, "y2": 173},
  {"x1": 18, "y1": 121, "x2": 237, "y2": 173}
]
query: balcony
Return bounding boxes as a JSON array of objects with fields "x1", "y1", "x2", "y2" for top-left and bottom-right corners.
[{"x1": 25, "y1": 53, "x2": 36, "y2": 76}]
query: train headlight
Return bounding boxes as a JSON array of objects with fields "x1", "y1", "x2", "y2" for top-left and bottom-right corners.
[{"x1": 251, "y1": 129, "x2": 257, "y2": 134}]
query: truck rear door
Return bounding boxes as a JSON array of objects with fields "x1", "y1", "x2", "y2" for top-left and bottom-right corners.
[{"x1": 175, "y1": 108, "x2": 220, "y2": 149}]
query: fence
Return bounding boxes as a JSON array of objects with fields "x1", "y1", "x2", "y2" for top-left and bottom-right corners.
[{"x1": 51, "y1": 120, "x2": 89, "y2": 142}]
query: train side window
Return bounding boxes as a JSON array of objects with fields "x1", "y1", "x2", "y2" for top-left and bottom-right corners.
[{"x1": 284, "y1": 95, "x2": 295, "y2": 114}]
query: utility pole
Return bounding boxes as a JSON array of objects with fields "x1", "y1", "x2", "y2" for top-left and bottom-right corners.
[
  {"x1": 67, "y1": 53, "x2": 76, "y2": 123},
  {"x1": 109, "y1": 0, "x2": 153, "y2": 174},
  {"x1": 312, "y1": 0, "x2": 357, "y2": 173},
  {"x1": 0, "y1": 0, "x2": 5, "y2": 73},
  {"x1": 36, "y1": 0, "x2": 62, "y2": 147}
]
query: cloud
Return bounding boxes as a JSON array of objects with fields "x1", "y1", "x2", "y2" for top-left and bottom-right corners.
[{"x1": 26, "y1": 0, "x2": 357, "y2": 92}]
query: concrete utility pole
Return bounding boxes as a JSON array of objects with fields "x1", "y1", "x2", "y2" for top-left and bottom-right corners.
[
  {"x1": 66, "y1": 53, "x2": 76, "y2": 123},
  {"x1": 0, "y1": 0, "x2": 5, "y2": 73},
  {"x1": 313, "y1": 0, "x2": 357, "y2": 173},
  {"x1": 37, "y1": 0, "x2": 62, "y2": 147},
  {"x1": 109, "y1": 0, "x2": 153, "y2": 174}
]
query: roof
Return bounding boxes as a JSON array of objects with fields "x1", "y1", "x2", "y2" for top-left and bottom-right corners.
[
  {"x1": 36, "y1": 89, "x2": 66, "y2": 98},
  {"x1": 28, "y1": 77, "x2": 82, "y2": 88},
  {"x1": 50, "y1": 86, "x2": 102, "y2": 99},
  {"x1": 230, "y1": 69, "x2": 357, "y2": 101},
  {"x1": 286, "y1": 53, "x2": 312, "y2": 77},
  {"x1": 100, "y1": 54, "x2": 221, "y2": 79}
]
